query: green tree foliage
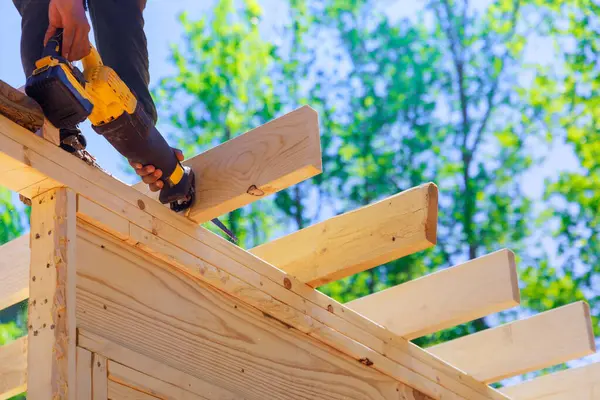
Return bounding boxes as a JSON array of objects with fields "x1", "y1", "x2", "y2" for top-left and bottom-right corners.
[
  {"x1": 158, "y1": 0, "x2": 598, "y2": 381},
  {"x1": 154, "y1": 0, "x2": 281, "y2": 246},
  {"x1": 523, "y1": 0, "x2": 600, "y2": 335}
]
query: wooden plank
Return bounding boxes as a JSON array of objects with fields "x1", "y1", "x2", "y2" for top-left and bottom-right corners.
[
  {"x1": 428, "y1": 301, "x2": 596, "y2": 383},
  {"x1": 77, "y1": 198, "x2": 130, "y2": 242},
  {"x1": 108, "y1": 381, "x2": 159, "y2": 400},
  {"x1": 0, "y1": 337, "x2": 27, "y2": 400},
  {"x1": 250, "y1": 183, "x2": 438, "y2": 287},
  {"x1": 346, "y1": 249, "x2": 520, "y2": 339},
  {"x1": 0, "y1": 114, "x2": 506, "y2": 399},
  {"x1": 75, "y1": 225, "x2": 432, "y2": 400},
  {"x1": 77, "y1": 347, "x2": 93, "y2": 400},
  {"x1": 78, "y1": 330, "x2": 238, "y2": 399},
  {"x1": 93, "y1": 353, "x2": 108, "y2": 400},
  {"x1": 500, "y1": 362, "x2": 600, "y2": 400},
  {"x1": 0, "y1": 234, "x2": 30, "y2": 311},
  {"x1": 27, "y1": 188, "x2": 77, "y2": 399},
  {"x1": 109, "y1": 361, "x2": 206, "y2": 399},
  {"x1": 133, "y1": 105, "x2": 322, "y2": 224},
  {"x1": 125, "y1": 221, "x2": 504, "y2": 400}
]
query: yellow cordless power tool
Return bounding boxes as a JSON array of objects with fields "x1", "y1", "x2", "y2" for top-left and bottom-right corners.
[{"x1": 24, "y1": 30, "x2": 236, "y2": 240}]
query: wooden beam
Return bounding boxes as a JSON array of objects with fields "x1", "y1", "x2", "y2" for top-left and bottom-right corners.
[
  {"x1": 93, "y1": 353, "x2": 108, "y2": 400},
  {"x1": 27, "y1": 188, "x2": 77, "y2": 399},
  {"x1": 428, "y1": 301, "x2": 596, "y2": 383},
  {"x1": 0, "y1": 234, "x2": 30, "y2": 311},
  {"x1": 76, "y1": 347, "x2": 92, "y2": 400},
  {"x1": 0, "y1": 114, "x2": 506, "y2": 399},
  {"x1": 78, "y1": 330, "x2": 238, "y2": 399},
  {"x1": 500, "y1": 361, "x2": 600, "y2": 399},
  {"x1": 109, "y1": 361, "x2": 205, "y2": 399},
  {"x1": 133, "y1": 105, "x2": 322, "y2": 224},
  {"x1": 250, "y1": 183, "x2": 438, "y2": 287},
  {"x1": 108, "y1": 381, "x2": 160, "y2": 400},
  {"x1": 0, "y1": 337, "x2": 27, "y2": 400},
  {"x1": 75, "y1": 226, "x2": 435, "y2": 400},
  {"x1": 346, "y1": 249, "x2": 520, "y2": 340}
]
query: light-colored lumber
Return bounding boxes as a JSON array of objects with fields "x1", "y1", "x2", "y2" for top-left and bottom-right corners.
[
  {"x1": 500, "y1": 361, "x2": 600, "y2": 400},
  {"x1": 0, "y1": 234, "x2": 30, "y2": 311},
  {"x1": 428, "y1": 301, "x2": 596, "y2": 383},
  {"x1": 28, "y1": 188, "x2": 77, "y2": 399},
  {"x1": 93, "y1": 353, "x2": 108, "y2": 400},
  {"x1": 346, "y1": 249, "x2": 520, "y2": 339},
  {"x1": 77, "y1": 347, "x2": 92, "y2": 400},
  {"x1": 75, "y1": 225, "x2": 433, "y2": 400},
  {"x1": 108, "y1": 381, "x2": 159, "y2": 400},
  {"x1": 0, "y1": 337, "x2": 27, "y2": 400},
  {"x1": 78, "y1": 330, "x2": 238, "y2": 399},
  {"x1": 133, "y1": 105, "x2": 322, "y2": 224},
  {"x1": 77, "y1": 347, "x2": 93, "y2": 400},
  {"x1": 0, "y1": 114, "x2": 506, "y2": 399},
  {"x1": 109, "y1": 361, "x2": 206, "y2": 400},
  {"x1": 125, "y1": 221, "x2": 505, "y2": 400},
  {"x1": 250, "y1": 183, "x2": 438, "y2": 287}
]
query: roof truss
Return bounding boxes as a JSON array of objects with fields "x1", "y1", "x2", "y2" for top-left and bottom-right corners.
[{"x1": 0, "y1": 108, "x2": 596, "y2": 399}]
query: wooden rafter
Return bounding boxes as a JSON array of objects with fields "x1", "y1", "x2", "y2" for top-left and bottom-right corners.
[
  {"x1": 250, "y1": 183, "x2": 438, "y2": 287},
  {"x1": 346, "y1": 249, "x2": 520, "y2": 339},
  {"x1": 0, "y1": 113, "x2": 510, "y2": 399},
  {"x1": 428, "y1": 301, "x2": 596, "y2": 383},
  {"x1": 500, "y1": 361, "x2": 600, "y2": 399},
  {"x1": 0, "y1": 337, "x2": 27, "y2": 400},
  {"x1": 133, "y1": 106, "x2": 322, "y2": 224},
  {"x1": 0, "y1": 234, "x2": 30, "y2": 311}
]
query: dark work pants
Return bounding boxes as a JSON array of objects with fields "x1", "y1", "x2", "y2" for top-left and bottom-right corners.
[{"x1": 11, "y1": 0, "x2": 157, "y2": 125}]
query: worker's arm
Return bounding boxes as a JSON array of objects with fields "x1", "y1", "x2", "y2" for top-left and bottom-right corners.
[
  {"x1": 44, "y1": 0, "x2": 91, "y2": 61},
  {"x1": 130, "y1": 148, "x2": 185, "y2": 192}
]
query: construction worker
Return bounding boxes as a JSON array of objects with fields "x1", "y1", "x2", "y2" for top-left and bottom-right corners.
[{"x1": 1, "y1": 0, "x2": 177, "y2": 193}]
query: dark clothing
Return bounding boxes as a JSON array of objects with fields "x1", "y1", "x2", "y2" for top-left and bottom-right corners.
[{"x1": 11, "y1": 0, "x2": 157, "y2": 125}]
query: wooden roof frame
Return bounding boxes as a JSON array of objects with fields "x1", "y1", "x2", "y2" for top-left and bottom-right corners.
[{"x1": 0, "y1": 107, "x2": 595, "y2": 399}]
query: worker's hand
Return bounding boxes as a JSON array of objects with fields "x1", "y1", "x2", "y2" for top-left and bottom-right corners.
[
  {"x1": 44, "y1": 0, "x2": 91, "y2": 62},
  {"x1": 129, "y1": 148, "x2": 185, "y2": 192}
]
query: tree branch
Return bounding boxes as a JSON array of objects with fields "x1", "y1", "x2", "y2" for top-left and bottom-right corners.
[{"x1": 469, "y1": 0, "x2": 522, "y2": 153}]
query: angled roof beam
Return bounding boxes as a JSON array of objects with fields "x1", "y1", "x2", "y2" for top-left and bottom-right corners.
[
  {"x1": 250, "y1": 183, "x2": 438, "y2": 287},
  {"x1": 0, "y1": 337, "x2": 27, "y2": 400},
  {"x1": 346, "y1": 249, "x2": 520, "y2": 340},
  {"x1": 0, "y1": 234, "x2": 30, "y2": 311},
  {"x1": 500, "y1": 361, "x2": 600, "y2": 399},
  {"x1": 0, "y1": 114, "x2": 507, "y2": 400},
  {"x1": 133, "y1": 106, "x2": 322, "y2": 224},
  {"x1": 427, "y1": 301, "x2": 596, "y2": 383}
]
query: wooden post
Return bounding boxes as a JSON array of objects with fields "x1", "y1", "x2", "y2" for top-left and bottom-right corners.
[{"x1": 27, "y1": 188, "x2": 77, "y2": 399}]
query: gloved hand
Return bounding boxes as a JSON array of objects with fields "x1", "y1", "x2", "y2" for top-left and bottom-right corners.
[{"x1": 129, "y1": 148, "x2": 185, "y2": 192}]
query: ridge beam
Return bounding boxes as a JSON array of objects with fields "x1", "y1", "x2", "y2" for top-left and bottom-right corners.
[
  {"x1": 346, "y1": 249, "x2": 520, "y2": 340},
  {"x1": 428, "y1": 301, "x2": 596, "y2": 383},
  {"x1": 133, "y1": 105, "x2": 322, "y2": 224},
  {"x1": 250, "y1": 183, "x2": 438, "y2": 287}
]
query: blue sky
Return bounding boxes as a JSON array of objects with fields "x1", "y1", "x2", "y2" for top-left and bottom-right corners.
[
  {"x1": 1, "y1": 0, "x2": 218, "y2": 183},
  {"x1": 0, "y1": 0, "x2": 579, "y2": 194}
]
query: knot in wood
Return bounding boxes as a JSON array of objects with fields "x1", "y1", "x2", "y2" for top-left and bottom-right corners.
[
  {"x1": 247, "y1": 185, "x2": 265, "y2": 196},
  {"x1": 137, "y1": 199, "x2": 146, "y2": 210},
  {"x1": 283, "y1": 277, "x2": 292, "y2": 290},
  {"x1": 359, "y1": 358, "x2": 374, "y2": 366}
]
